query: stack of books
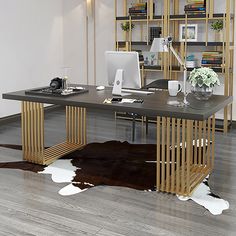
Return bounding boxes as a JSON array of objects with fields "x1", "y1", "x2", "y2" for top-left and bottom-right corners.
[
  {"x1": 186, "y1": 54, "x2": 198, "y2": 68},
  {"x1": 184, "y1": 0, "x2": 206, "y2": 14},
  {"x1": 129, "y1": 3, "x2": 147, "y2": 16},
  {"x1": 201, "y1": 51, "x2": 223, "y2": 68}
]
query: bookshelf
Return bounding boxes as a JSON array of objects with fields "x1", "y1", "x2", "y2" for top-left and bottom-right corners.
[{"x1": 114, "y1": 0, "x2": 235, "y2": 132}]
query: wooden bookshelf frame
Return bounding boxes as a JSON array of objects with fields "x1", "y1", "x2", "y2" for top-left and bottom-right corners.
[{"x1": 114, "y1": 0, "x2": 234, "y2": 133}]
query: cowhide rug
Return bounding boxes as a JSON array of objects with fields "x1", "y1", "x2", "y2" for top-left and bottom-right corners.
[{"x1": 0, "y1": 141, "x2": 229, "y2": 215}]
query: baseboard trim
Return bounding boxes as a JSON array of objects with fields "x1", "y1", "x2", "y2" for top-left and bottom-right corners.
[{"x1": 0, "y1": 105, "x2": 62, "y2": 125}]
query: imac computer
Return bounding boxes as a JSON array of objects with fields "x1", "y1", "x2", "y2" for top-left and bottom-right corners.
[{"x1": 105, "y1": 51, "x2": 153, "y2": 96}]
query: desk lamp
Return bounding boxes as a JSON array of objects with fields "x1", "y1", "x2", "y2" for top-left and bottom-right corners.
[{"x1": 150, "y1": 37, "x2": 189, "y2": 106}]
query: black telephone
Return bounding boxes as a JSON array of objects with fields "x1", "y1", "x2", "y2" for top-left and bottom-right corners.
[{"x1": 50, "y1": 77, "x2": 63, "y2": 90}]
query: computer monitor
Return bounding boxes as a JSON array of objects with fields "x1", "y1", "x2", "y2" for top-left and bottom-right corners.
[{"x1": 105, "y1": 51, "x2": 142, "y2": 96}]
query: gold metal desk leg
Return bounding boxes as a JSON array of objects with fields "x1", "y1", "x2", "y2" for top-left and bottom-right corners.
[
  {"x1": 156, "y1": 115, "x2": 215, "y2": 196},
  {"x1": 21, "y1": 102, "x2": 86, "y2": 165}
]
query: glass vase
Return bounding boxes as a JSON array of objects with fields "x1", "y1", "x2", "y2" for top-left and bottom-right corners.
[{"x1": 191, "y1": 85, "x2": 213, "y2": 101}]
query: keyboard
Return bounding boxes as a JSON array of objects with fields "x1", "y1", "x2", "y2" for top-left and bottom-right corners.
[{"x1": 121, "y1": 89, "x2": 154, "y2": 95}]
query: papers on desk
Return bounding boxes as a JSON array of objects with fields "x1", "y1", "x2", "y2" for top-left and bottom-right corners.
[
  {"x1": 120, "y1": 99, "x2": 136, "y2": 103},
  {"x1": 103, "y1": 98, "x2": 142, "y2": 104}
]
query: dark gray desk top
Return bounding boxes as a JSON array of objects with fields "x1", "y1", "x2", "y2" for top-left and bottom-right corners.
[{"x1": 2, "y1": 85, "x2": 233, "y2": 121}]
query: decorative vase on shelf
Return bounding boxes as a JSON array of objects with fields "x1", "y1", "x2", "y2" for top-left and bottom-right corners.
[
  {"x1": 215, "y1": 31, "x2": 223, "y2": 42},
  {"x1": 191, "y1": 85, "x2": 213, "y2": 101},
  {"x1": 188, "y1": 67, "x2": 220, "y2": 101},
  {"x1": 211, "y1": 20, "x2": 224, "y2": 42}
]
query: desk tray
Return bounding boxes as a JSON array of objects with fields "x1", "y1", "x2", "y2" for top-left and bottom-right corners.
[{"x1": 25, "y1": 87, "x2": 88, "y2": 97}]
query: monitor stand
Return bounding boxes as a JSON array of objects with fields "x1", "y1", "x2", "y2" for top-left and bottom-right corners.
[{"x1": 112, "y1": 69, "x2": 131, "y2": 96}]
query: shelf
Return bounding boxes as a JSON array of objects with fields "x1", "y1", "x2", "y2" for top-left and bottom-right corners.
[
  {"x1": 141, "y1": 65, "x2": 224, "y2": 73},
  {"x1": 117, "y1": 41, "x2": 230, "y2": 47},
  {"x1": 144, "y1": 65, "x2": 162, "y2": 70},
  {"x1": 169, "y1": 13, "x2": 227, "y2": 20},
  {"x1": 116, "y1": 13, "x2": 233, "y2": 22},
  {"x1": 173, "y1": 42, "x2": 231, "y2": 46},
  {"x1": 116, "y1": 15, "x2": 162, "y2": 21},
  {"x1": 171, "y1": 66, "x2": 223, "y2": 73}
]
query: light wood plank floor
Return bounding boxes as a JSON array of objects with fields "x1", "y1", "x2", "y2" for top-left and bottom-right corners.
[{"x1": 0, "y1": 108, "x2": 236, "y2": 236}]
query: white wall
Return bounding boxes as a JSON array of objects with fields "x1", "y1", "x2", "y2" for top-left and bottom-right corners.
[
  {"x1": 95, "y1": 0, "x2": 115, "y2": 86},
  {"x1": 63, "y1": 0, "x2": 87, "y2": 85},
  {"x1": 0, "y1": 0, "x2": 63, "y2": 118}
]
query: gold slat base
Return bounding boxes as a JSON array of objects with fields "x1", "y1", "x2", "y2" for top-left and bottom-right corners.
[
  {"x1": 156, "y1": 116, "x2": 216, "y2": 196},
  {"x1": 24, "y1": 142, "x2": 85, "y2": 166},
  {"x1": 21, "y1": 102, "x2": 87, "y2": 166},
  {"x1": 160, "y1": 164, "x2": 212, "y2": 196}
]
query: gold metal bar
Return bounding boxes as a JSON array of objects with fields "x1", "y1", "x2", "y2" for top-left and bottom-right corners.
[
  {"x1": 84, "y1": 108, "x2": 87, "y2": 144},
  {"x1": 72, "y1": 107, "x2": 75, "y2": 143},
  {"x1": 21, "y1": 102, "x2": 26, "y2": 159},
  {"x1": 40, "y1": 103, "x2": 44, "y2": 159},
  {"x1": 115, "y1": 0, "x2": 117, "y2": 50},
  {"x1": 146, "y1": 1, "x2": 149, "y2": 44},
  {"x1": 66, "y1": 106, "x2": 69, "y2": 142},
  {"x1": 80, "y1": 108, "x2": 83, "y2": 144},
  {"x1": 161, "y1": 117, "x2": 166, "y2": 191},
  {"x1": 181, "y1": 119, "x2": 186, "y2": 195},
  {"x1": 194, "y1": 121, "x2": 198, "y2": 165},
  {"x1": 150, "y1": 0, "x2": 153, "y2": 20},
  {"x1": 33, "y1": 103, "x2": 38, "y2": 163},
  {"x1": 184, "y1": 15, "x2": 188, "y2": 60},
  {"x1": 78, "y1": 108, "x2": 81, "y2": 144},
  {"x1": 198, "y1": 121, "x2": 203, "y2": 166},
  {"x1": 129, "y1": 16, "x2": 132, "y2": 50},
  {"x1": 186, "y1": 120, "x2": 192, "y2": 195},
  {"x1": 30, "y1": 103, "x2": 34, "y2": 157},
  {"x1": 166, "y1": 118, "x2": 171, "y2": 192},
  {"x1": 203, "y1": 120, "x2": 207, "y2": 167},
  {"x1": 212, "y1": 115, "x2": 216, "y2": 169},
  {"x1": 207, "y1": 117, "x2": 211, "y2": 167},
  {"x1": 209, "y1": 0, "x2": 214, "y2": 18},
  {"x1": 205, "y1": 0, "x2": 209, "y2": 45},
  {"x1": 26, "y1": 102, "x2": 31, "y2": 161},
  {"x1": 156, "y1": 117, "x2": 161, "y2": 191},
  {"x1": 176, "y1": 119, "x2": 181, "y2": 193},
  {"x1": 171, "y1": 118, "x2": 176, "y2": 193},
  {"x1": 37, "y1": 103, "x2": 41, "y2": 163},
  {"x1": 123, "y1": 0, "x2": 127, "y2": 16}
]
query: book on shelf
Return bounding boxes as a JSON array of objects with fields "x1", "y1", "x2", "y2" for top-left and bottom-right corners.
[
  {"x1": 129, "y1": 2, "x2": 147, "y2": 15},
  {"x1": 186, "y1": 54, "x2": 198, "y2": 68},
  {"x1": 128, "y1": 2, "x2": 155, "y2": 16},
  {"x1": 201, "y1": 64, "x2": 222, "y2": 68},
  {"x1": 184, "y1": 0, "x2": 206, "y2": 14},
  {"x1": 202, "y1": 60, "x2": 223, "y2": 64},
  {"x1": 201, "y1": 51, "x2": 223, "y2": 68},
  {"x1": 184, "y1": 7, "x2": 206, "y2": 11},
  {"x1": 186, "y1": 0, "x2": 205, "y2": 3}
]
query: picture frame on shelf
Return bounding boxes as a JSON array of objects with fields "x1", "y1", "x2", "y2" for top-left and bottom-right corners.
[
  {"x1": 179, "y1": 24, "x2": 198, "y2": 42},
  {"x1": 142, "y1": 52, "x2": 158, "y2": 66}
]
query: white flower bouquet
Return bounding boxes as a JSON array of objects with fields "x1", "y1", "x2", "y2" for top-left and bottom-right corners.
[{"x1": 188, "y1": 67, "x2": 220, "y2": 88}]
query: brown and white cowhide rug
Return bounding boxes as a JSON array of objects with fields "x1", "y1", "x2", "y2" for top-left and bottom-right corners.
[{"x1": 0, "y1": 141, "x2": 229, "y2": 215}]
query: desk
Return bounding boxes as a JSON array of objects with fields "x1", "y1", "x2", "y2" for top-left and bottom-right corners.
[{"x1": 3, "y1": 85, "x2": 232, "y2": 196}]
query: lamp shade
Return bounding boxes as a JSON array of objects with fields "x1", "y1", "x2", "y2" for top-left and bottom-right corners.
[{"x1": 150, "y1": 38, "x2": 168, "y2": 52}]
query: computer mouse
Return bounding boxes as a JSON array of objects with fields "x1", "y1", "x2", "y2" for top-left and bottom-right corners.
[
  {"x1": 96, "y1": 86, "x2": 105, "y2": 91},
  {"x1": 75, "y1": 86, "x2": 84, "y2": 90}
]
